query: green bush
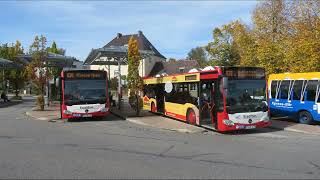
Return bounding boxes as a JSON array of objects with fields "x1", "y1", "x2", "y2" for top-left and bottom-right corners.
[{"x1": 36, "y1": 95, "x2": 45, "y2": 111}]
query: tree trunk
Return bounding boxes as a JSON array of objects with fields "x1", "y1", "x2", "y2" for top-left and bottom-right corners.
[
  {"x1": 135, "y1": 94, "x2": 140, "y2": 116},
  {"x1": 15, "y1": 81, "x2": 19, "y2": 97}
]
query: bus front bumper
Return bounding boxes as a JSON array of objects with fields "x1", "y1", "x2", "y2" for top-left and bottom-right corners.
[
  {"x1": 220, "y1": 120, "x2": 271, "y2": 132},
  {"x1": 62, "y1": 111, "x2": 111, "y2": 119}
]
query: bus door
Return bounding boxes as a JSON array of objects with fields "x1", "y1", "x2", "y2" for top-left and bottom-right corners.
[
  {"x1": 155, "y1": 84, "x2": 165, "y2": 113},
  {"x1": 200, "y1": 80, "x2": 217, "y2": 128}
]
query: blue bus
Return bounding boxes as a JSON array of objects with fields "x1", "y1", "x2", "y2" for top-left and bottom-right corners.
[{"x1": 268, "y1": 72, "x2": 320, "y2": 124}]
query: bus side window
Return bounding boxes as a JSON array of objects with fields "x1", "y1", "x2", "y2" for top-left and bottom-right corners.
[
  {"x1": 306, "y1": 80, "x2": 318, "y2": 102},
  {"x1": 271, "y1": 81, "x2": 277, "y2": 98},
  {"x1": 292, "y1": 80, "x2": 303, "y2": 101},
  {"x1": 279, "y1": 80, "x2": 290, "y2": 100}
]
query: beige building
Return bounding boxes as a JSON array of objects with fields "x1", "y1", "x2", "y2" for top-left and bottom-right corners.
[{"x1": 86, "y1": 31, "x2": 166, "y2": 79}]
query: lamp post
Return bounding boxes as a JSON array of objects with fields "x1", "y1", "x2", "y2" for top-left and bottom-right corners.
[{"x1": 117, "y1": 58, "x2": 122, "y2": 110}]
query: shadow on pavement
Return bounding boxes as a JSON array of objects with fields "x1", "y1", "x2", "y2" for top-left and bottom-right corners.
[
  {"x1": 66, "y1": 115, "x2": 124, "y2": 123},
  {"x1": 221, "y1": 127, "x2": 282, "y2": 136}
]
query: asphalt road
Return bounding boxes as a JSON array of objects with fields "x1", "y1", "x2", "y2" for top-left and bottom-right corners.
[{"x1": 0, "y1": 96, "x2": 320, "y2": 179}]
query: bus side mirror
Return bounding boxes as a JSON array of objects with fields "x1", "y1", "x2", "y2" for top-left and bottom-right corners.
[{"x1": 223, "y1": 77, "x2": 228, "y2": 89}]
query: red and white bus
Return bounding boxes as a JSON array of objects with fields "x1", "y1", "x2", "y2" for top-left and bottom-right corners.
[
  {"x1": 60, "y1": 70, "x2": 110, "y2": 119},
  {"x1": 143, "y1": 66, "x2": 271, "y2": 132}
]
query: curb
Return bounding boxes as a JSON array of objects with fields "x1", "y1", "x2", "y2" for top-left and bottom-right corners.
[{"x1": 25, "y1": 111, "x2": 59, "y2": 122}]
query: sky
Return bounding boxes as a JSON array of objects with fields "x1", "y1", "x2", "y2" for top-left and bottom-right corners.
[{"x1": 0, "y1": 1, "x2": 258, "y2": 61}]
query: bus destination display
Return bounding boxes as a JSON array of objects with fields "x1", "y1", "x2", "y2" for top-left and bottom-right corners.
[
  {"x1": 65, "y1": 71, "x2": 104, "y2": 79},
  {"x1": 225, "y1": 68, "x2": 265, "y2": 79}
]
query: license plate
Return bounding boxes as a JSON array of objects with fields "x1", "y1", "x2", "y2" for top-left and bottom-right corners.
[
  {"x1": 73, "y1": 114, "x2": 82, "y2": 117},
  {"x1": 245, "y1": 125, "x2": 256, "y2": 129},
  {"x1": 82, "y1": 114, "x2": 92, "y2": 117}
]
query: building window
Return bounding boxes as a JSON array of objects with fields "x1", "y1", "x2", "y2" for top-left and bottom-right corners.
[
  {"x1": 114, "y1": 70, "x2": 119, "y2": 77},
  {"x1": 179, "y1": 67, "x2": 185, "y2": 73}
]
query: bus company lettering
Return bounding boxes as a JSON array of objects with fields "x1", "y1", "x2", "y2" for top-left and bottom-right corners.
[
  {"x1": 271, "y1": 102, "x2": 293, "y2": 108},
  {"x1": 235, "y1": 114, "x2": 257, "y2": 120},
  {"x1": 143, "y1": 96, "x2": 150, "y2": 106},
  {"x1": 80, "y1": 106, "x2": 94, "y2": 110},
  {"x1": 243, "y1": 114, "x2": 257, "y2": 119}
]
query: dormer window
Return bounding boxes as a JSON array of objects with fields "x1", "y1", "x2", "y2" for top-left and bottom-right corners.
[{"x1": 179, "y1": 67, "x2": 185, "y2": 73}]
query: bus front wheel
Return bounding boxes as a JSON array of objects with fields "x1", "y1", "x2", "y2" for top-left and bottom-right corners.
[
  {"x1": 298, "y1": 111, "x2": 313, "y2": 125},
  {"x1": 187, "y1": 109, "x2": 196, "y2": 125}
]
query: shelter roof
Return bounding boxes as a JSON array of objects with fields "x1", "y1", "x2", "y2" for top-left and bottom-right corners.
[
  {"x1": 16, "y1": 53, "x2": 77, "y2": 68},
  {"x1": 0, "y1": 57, "x2": 22, "y2": 69}
]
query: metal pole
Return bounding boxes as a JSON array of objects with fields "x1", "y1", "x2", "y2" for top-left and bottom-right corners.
[
  {"x1": 117, "y1": 59, "x2": 121, "y2": 110},
  {"x1": 2, "y1": 66, "x2": 4, "y2": 92}
]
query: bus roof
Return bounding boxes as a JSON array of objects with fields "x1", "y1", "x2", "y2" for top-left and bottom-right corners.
[
  {"x1": 269, "y1": 72, "x2": 320, "y2": 81},
  {"x1": 144, "y1": 71, "x2": 201, "y2": 84}
]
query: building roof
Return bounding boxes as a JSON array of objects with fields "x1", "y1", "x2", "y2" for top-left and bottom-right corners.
[
  {"x1": 104, "y1": 31, "x2": 166, "y2": 59},
  {"x1": 16, "y1": 52, "x2": 78, "y2": 68},
  {"x1": 0, "y1": 57, "x2": 22, "y2": 69},
  {"x1": 148, "y1": 59, "x2": 199, "y2": 77}
]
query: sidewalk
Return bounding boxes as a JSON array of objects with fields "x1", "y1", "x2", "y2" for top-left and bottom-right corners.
[
  {"x1": 127, "y1": 116, "x2": 207, "y2": 133},
  {"x1": 25, "y1": 105, "x2": 60, "y2": 122},
  {"x1": 110, "y1": 97, "x2": 153, "y2": 119},
  {"x1": 269, "y1": 119, "x2": 320, "y2": 135}
]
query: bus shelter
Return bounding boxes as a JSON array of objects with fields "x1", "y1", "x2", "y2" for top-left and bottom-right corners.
[
  {"x1": 84, "y1": 46, "x2": 155, "y2": 109},
  {"x1": 0, "y1": 58, "x2": 22, "y2": 92}
]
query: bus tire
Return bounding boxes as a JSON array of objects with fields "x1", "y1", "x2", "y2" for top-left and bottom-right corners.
[
  {"x1": 187, "y1": 109, "x2": 196, "y2": 125},
  {"x1": 298, "y1": 111, "x2": 313, "y2": 125},
  {"x1": 151, "y1": 102, "x2": 156, "y2": 113}
]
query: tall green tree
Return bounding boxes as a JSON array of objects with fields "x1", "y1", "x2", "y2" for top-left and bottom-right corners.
[
  {"x1": 206, "y1": 25, "x2": 240, "y2": 66},
  {"x1": 0, "y1": 41, "x2": 26, "y2": 96},
  {"x1": 26, "y1": 35, "x2": 49, "y2": 110},
  {"x1": 187, "y1": 46, "x2": 208, "y2": 68},
  {"x1": 251, "y1": 0, "x2": 289, "y2": 74},
  {"x1": 127, "y1": 36, "x2": 143, "y2": 116},
  {"x1": 47, "y1": 41, "x2": 66, "y2": 55},
  {"x1": 46, "y1": 41, "x2": 65, "y2": 100},
  {"x1": 284, "y1": 0, "x2": 320, "y2": 72}
]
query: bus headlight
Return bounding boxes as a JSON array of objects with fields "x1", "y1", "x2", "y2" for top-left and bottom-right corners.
[
  {"x1": 63, "y1": 110, "x2": 72, "y2": 115},
  {"x1": 100, "y1": 107, "x2": 109, "y2": 112},
  {"x1": 223, "y1": 119, "x2": 234, "y2": 126}
]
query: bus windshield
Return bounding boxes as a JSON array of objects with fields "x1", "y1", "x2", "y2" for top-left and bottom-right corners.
[
  {"x1": 226, "y1": 80, "x2": 267, "y2": 114},
  {"x1": 64, "y1": 79, "x2": 106, "y2": 105}
]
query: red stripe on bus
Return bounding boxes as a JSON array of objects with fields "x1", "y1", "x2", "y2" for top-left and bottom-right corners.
[
  {"x1": 200, "y1": 74, "x2": 218, "y2": 79},
  {"x1": 165, "y1": 111, "x2": 186, "y2": 121}
]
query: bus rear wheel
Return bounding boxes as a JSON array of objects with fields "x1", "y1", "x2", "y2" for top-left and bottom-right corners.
[
  {"x1": 151, "y1": 102, "x2": 156, "y2": 113},
  {"x1": 298, "y1": 111, "x2": 313, "y2": 125},
  {"x1": 187, "y1": 109, "x2": 196, "y2": 125}
]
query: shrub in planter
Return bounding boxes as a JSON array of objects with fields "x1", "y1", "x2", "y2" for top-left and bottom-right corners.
[
  {"x1": 129, "y1": 94, "x2": 143, "y2": 116},
  {"x1": 36, "y1": 95, "x2": 45, "y2": 111}
]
